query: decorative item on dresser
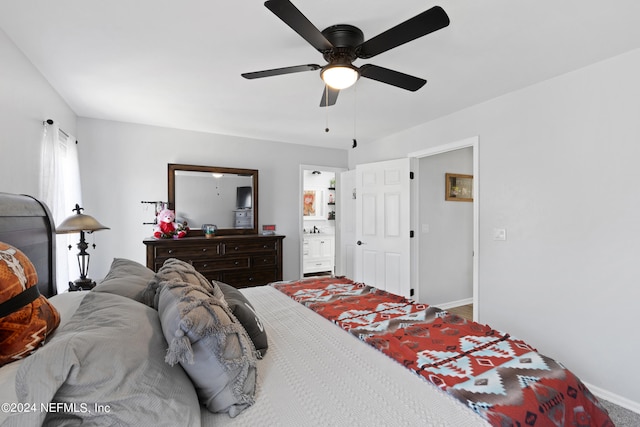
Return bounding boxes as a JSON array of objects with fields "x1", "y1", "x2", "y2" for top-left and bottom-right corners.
[{"x1": 144, "y1": 234, "x2": 284, "y2": 288}]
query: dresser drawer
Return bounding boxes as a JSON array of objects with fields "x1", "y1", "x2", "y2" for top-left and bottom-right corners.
[
  {"x1": 252, "y1": 255, "x2": 276, "y2": 267},
  {"x1": 223, "y1": 239, "x2": 278, "y2": 254},
  {"x1": 154, "y1": 244, "x2": 220, "y2": 259},
  {"x1": 223, "y1": 269, "x2": 279, "y2": 288},
  {"x1": 192, "y1": 257, "x2": 249, "y2": 272}
]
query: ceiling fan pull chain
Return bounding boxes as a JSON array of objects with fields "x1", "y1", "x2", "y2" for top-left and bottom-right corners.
[
  {"x1": 352, "y1": 83, "x2": 358, "y2": 148},
  {"x1": 325, "y1": 85, "x2": 330, "y2": 132}
]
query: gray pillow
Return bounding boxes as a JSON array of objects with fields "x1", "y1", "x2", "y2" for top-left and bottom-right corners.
[
  {"x1": 215, "y1": 280, "x2": 268, "y2": 357},
  {"x1": 158, "y1": 280, "x2": 257, "y2": 417},
  {"x1": 8, "y1": 292, "x2": 201, "y2": 427},
  {"x1": 143, "y1": 258, "x2": 221, "y2": 308},
  {"x1": 93, "y1": 258, "x2": 154, "y2": 302}
]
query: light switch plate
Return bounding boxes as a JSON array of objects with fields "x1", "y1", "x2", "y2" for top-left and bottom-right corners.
[{"x1": 493, "y1": 228, "x2": 507, "y2": 241}]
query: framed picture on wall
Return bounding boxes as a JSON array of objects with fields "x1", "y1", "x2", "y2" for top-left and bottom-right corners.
[
  {"x1": 445, "y1": 173, "x2": 473, "y2": 202},
  {"x1": 303, "y1": 189, "x2": 324, "y2": 219}
]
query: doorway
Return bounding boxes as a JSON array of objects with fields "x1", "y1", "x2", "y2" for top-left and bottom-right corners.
[
  {"x1": 409, "y1": 136, "x2": 479, "y2": 321},
  {"x1": 299, "y1": 165, "x2": 346, "y2": 278}
]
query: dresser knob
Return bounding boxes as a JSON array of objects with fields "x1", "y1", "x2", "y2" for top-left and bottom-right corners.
[
  {"x1": 263, "y1": 245, "x2": 268, "y2": 249},
  {"x1": 234, "y1": 261, "x2": 239, "y2": 265},
  {"x1": 202, "y1": 264, "x2": 208, "y2": 268},
  {"x1": 234, "y1": 246, "x2": 239, "y2": 251},
  {"x1": 168, "y1": 249, "x2": 173, "y2": 254},
  {"x1": 202, "y1": 248, "x2": 207, "y2": 252}
]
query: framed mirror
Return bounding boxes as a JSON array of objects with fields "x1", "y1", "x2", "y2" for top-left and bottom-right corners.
[{"x1": 168, "y1": 164, "x2": 258, "y2": 235}]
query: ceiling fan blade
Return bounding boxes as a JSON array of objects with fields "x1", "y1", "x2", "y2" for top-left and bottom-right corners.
[
  {"x1": 359, "y1": 64, "x2": 426, "y2": 91},
  {"x1": 357, "y1": 6, "x2": 449, "y2": 59},
  {"x1": 265, "y1": 0, "x2": 333, "y2": 52},
  {"x1": 319, "y1": 85, "x2": 340, "y2": 107},
  {"x1": 242, "y1": 64, "x2": 321, "y2": 79}
]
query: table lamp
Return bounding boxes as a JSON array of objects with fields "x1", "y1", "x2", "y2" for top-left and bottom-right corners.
[{"x1": 56, "y1": 204, "x2": 109, "y2": 291}]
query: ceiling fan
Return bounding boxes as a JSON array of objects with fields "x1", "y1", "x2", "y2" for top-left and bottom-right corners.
[{"x1": 242, "y1": 0, "x2": 450, "y2": 107}]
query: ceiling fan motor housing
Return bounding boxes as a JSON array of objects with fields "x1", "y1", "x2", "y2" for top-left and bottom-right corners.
[{"x1": 321, "y1": 24, "x2": 364, "y2": 64}]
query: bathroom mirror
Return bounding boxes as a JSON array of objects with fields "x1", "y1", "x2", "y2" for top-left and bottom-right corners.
[{"x1": 168, "y1": 164, "x2": 258, "y2": 235}]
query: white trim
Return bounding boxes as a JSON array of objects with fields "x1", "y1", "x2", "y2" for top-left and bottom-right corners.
[
  {"x1": 408, "y1": 135, "x2": 480, "y2": 322},
  {"x1": 408, "y1": 136, "x2": 479, "y2": 158},
  {"x1": 435, "y1": 297, "x2": 473, "y2": 310},
  {"x1": 584, "y1": 381, "x2": 640, "y2": 415}
]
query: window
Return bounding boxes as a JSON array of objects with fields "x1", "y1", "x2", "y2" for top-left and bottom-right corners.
[{"x1": 39, "y1": 121, "x2": 82, "y2": 292}]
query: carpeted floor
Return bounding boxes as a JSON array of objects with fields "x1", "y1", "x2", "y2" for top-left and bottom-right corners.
[{"x1": 601, "y1": 399, "x2": 640, "y2": 426}]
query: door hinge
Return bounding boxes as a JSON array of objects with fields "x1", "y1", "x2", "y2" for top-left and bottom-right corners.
[
  {"x1": 409, "y1": 171, "x2": 414, "y2": 180},
  {"x1": 410, "y1": 288, "x2": 415, "y2": 297},
  {"x1": 410, "y1": 230, "x2": 414, "y2": 238}
]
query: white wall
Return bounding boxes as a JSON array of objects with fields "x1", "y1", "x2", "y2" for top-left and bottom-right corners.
[
  {"x1": 349, "y1": 49, "x2": 640, "y2": 406},
  {"x1": 418, "y1": 148, "x2": 473, "y2": 305},
  {"x1": 0, "y1": 29, "x2": 76, "y2": 196},
  {"x1": 76, "y1": 118, "x2": 348, "y2": 282}
]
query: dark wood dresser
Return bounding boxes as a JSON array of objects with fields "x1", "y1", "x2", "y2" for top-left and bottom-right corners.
[{"x1": 144, "y1": 234, "x2": 285, "y2": 288}]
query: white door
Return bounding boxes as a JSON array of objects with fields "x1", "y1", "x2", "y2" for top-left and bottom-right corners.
[
  {"x1": 337, "y1": 170, "x2": 356, "y2": 278},
  {"x1": 355, "y1": 158, "x2": 411, "y2": 297}
]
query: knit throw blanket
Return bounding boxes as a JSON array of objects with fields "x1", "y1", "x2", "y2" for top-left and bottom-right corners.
[{"x1": 272, "y1": 277, "x2": 613, "y2": 427}]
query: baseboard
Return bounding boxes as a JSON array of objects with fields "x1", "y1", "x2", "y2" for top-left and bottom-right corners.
[
  {"x1": 435, "y1": 297, "x2": 473, "y2": 310},
  {"x1": 585, "y1": 381, "x2": 640, "y2": 415}
]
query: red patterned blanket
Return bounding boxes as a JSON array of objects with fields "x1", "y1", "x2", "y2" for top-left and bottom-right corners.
[{"x1": 272, "y1": 277, "x2": 613, "y2": 427}]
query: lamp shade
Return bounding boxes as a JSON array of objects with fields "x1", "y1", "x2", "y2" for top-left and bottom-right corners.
[
  {"x1": 56, "y1": 205, "x2": 109, "y2": 234},
  {"x1": 321, "y1": 64, "x2": 359, "y2": 90}
]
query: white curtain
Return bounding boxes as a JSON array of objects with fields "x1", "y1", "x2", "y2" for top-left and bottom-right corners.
[{"x1": 39, "y1": 121, "x2": 83, "y2": 293}]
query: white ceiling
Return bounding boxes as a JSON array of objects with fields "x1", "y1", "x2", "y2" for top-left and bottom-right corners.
[{"x1": 1, "y1": 0, "x2": 639, "y2": 150}]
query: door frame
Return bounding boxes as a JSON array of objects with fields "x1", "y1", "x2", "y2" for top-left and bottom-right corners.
[
  {"x1": 408, "y1": 136, "x2": 479, "y2": 321},
  {"x1": 299, "y1": 164, "x2": 347, "y2": 279}
]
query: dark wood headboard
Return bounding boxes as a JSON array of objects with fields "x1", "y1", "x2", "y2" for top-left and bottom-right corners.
[{"x1": 0, "y1": 192, "x2": 57, "y2": 297}]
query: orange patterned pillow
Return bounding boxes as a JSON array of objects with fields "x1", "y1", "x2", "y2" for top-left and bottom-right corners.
[{"x1": 0, "y1": 242, "x2": 60, "y2": 367}]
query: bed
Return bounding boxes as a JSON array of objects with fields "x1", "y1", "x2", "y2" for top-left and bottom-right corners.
[{"x1": 0, "y1": 192, "x2": 613, "y2": 426}]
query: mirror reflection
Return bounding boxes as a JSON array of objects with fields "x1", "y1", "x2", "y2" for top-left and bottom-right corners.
[{"x1": 168, "y1": 164, "x2": 258, "y2": 234}]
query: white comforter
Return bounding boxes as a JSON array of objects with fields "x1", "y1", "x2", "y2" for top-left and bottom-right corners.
[{"x1": 203, "y1": 286, "x2": 489, "y2": 426}]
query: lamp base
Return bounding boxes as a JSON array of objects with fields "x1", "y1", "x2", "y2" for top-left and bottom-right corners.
[{"x1": 68, "y1": 278, "x2": 96, "y2": 292}]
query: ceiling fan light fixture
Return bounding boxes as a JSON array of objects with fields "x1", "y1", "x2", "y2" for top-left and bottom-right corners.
[{"x1": 321, "y1": 64, "x2": 359, "y2": 90}]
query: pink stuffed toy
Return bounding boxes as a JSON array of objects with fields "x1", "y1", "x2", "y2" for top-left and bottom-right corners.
[{"x1": 153, "y1": 208, "x2": 188, "y2": 239}]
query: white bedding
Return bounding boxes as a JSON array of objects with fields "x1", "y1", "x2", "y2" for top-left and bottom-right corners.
[
  {"x1": 203, "y1": 286, "x2": 489, "y2": 426},
  {"x1": 0, "y1": 287, "x2": 489, "y2": 427}
]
